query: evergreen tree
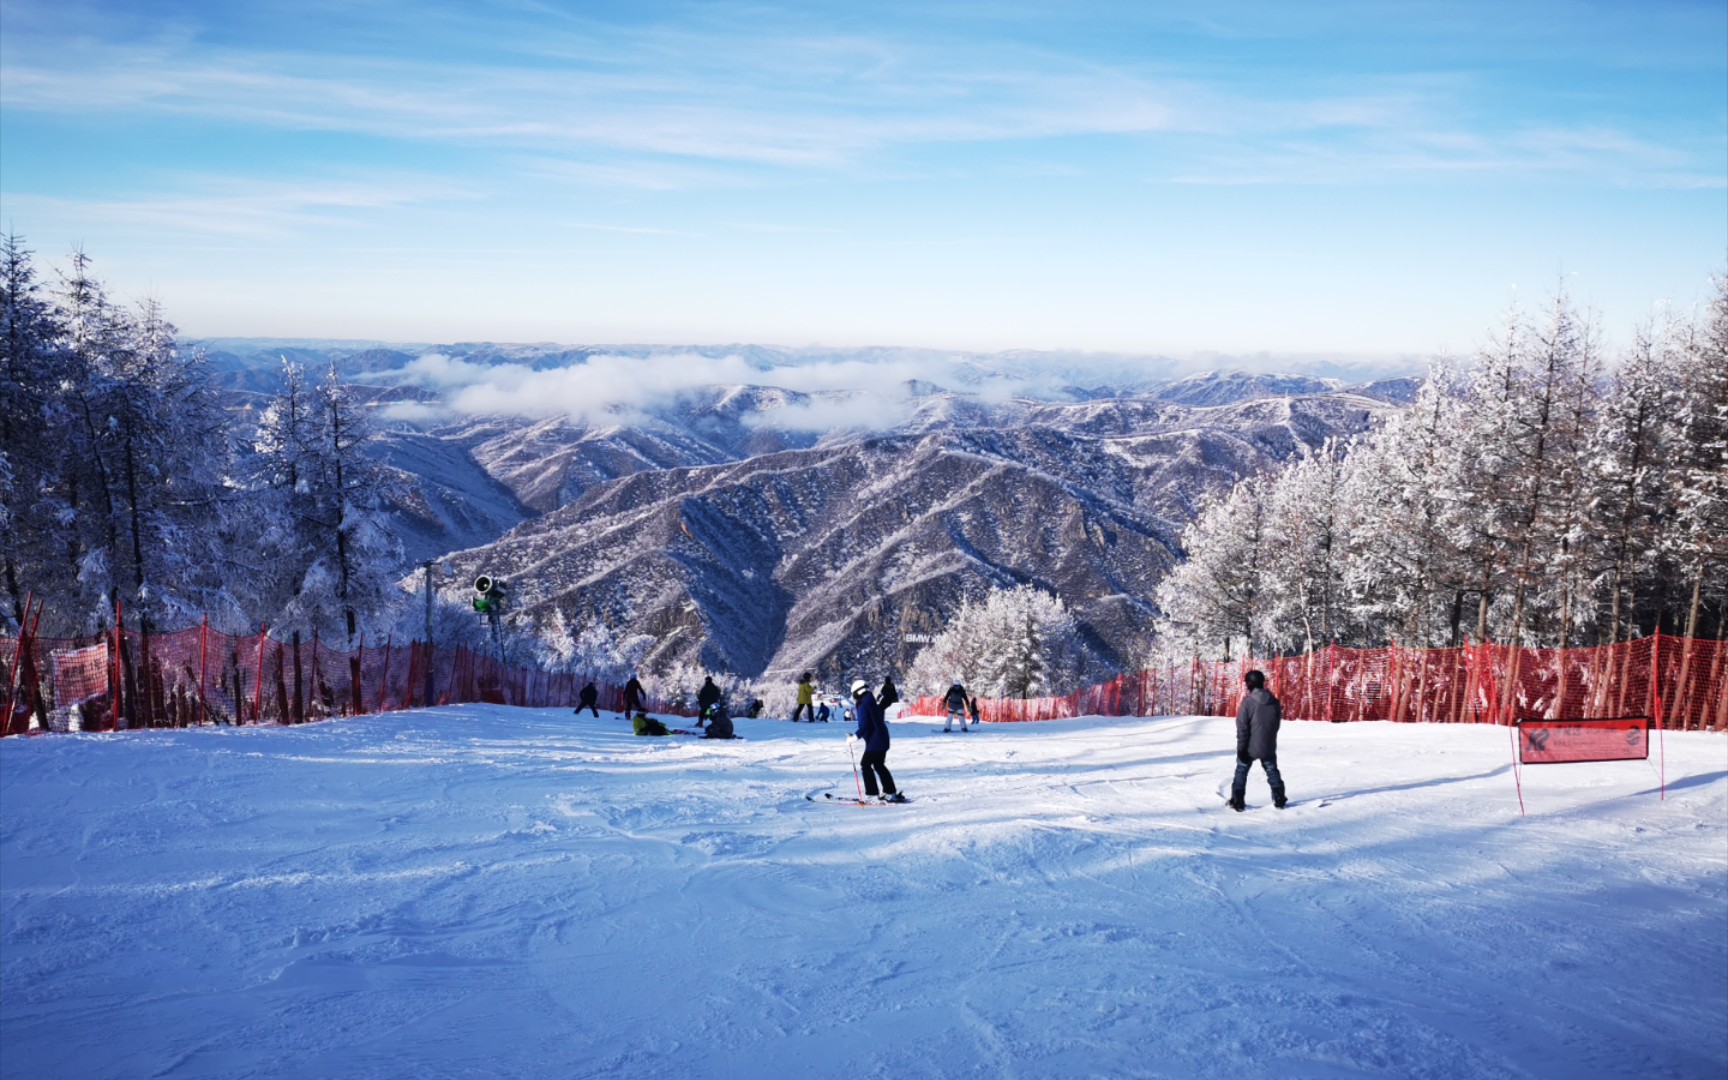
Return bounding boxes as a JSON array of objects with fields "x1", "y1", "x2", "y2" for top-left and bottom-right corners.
[
  {"x1": 1153, "y1": 479, "x2": 1269, "y2": 660},
  {"x1": 248, "y1": 362, "x2": 403, "y2": 645},
  {"x1": 1671, "y1": 276, "x2": 1728, "y2": 640}
]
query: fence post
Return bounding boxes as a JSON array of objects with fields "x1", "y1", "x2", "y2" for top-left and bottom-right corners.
[
  {"x1": 252, "y1": 624, "x2": 268, "y2": 722},
  {"x1": 1647, "y1": 630, "x2": 1663, "y2": 731},
  {"x1": 198, "y1": 615, "x2": 209, "y2": 726},
  {"x1": 3, "y1": 591, "x2": 31, "y2": 735}
]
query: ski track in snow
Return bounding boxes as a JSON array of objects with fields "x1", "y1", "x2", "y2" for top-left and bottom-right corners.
[{"x1": 2, "y1": 708, "x2": 1725, "y2": 1079}]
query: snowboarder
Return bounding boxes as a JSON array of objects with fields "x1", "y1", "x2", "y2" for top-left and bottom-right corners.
[
  {"x1": 632, "y1": 711, "x2": 669, "y2": 736},
  {"x1": 576, "y1": 681, "x2": 600, "y2": 719},
  {"x1": 878, "y1": 675, "x2": 900, "y2": 713},
  {"x1": 792, "y1": 673, "x2": 815, "y2": 721},
  {"x1": 943, "y1": 682, "x2": 970, "y2": 732},
  {"x1": 850, "y1": 679, "x2": 904, "y2": 802},
  {"x1": 696, "y1": 676, "x2": 720, "y2": 729},
  {"x1": 623, "y1": 674, "x2": 645, "y2": 715},
  {"x1": 1230, "y1": 669, "x2": 1287, "y2": 811},
  {"x1": 702, "y1": 701, "x2": 736, "y2": 739}
]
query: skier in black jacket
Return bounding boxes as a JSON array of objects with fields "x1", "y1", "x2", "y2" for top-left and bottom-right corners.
[
  {"x1": 943, "y1": 682, "x2": 970, "y2": 732},
  {"x1": 878, "y1": 676, "x2": 900, "y2": 712},
  {"x1": 851, "y1": 679, "x2": 904, "y2": 801},
  {"x1": 696, "y1": 676, "x2": 720, "y2": 729},
  {"x1": 622, "y1": 675, "x2": 645, "y2": 715},
  {"x1": 576, "y1": 681, "x2": 600, "y2": 719},
  {"x1": 1230, "y1": 670, "x2": 1286, "y2": 811}
]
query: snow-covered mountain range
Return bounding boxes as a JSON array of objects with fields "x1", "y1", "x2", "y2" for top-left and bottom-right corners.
[{"x1": 202, "y1": 340, "x2": 1416, "y2": 679}]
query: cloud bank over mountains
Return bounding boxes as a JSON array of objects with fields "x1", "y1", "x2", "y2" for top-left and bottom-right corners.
[{"x1": 362, "y1": 343, "x2": 1430, "y2": 430}]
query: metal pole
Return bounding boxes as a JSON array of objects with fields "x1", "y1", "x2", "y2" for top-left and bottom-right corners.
[{"x1": 422, "y1": 560, "x2": 435, "y2": 707}]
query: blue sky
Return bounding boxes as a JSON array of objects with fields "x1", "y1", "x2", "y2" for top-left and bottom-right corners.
[{"x1": 1, "y1": 0, "x2": 1722, "y2": 357}]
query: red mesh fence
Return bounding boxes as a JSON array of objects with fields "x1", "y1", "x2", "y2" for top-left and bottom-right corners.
[
  {"x1": 904, "y1": 635, "x2": 1726, "y2": 731},
  {"x1": 1, "y1": 608, "x2": 697, "y2": 736},
  {"x1": 3, "y1": 605, "x2": 1723, "y2": 737}
]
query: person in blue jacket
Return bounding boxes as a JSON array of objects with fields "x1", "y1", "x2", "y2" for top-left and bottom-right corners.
[{"x1": 849, "y1": 679, "x2": 905, "y2": 802}]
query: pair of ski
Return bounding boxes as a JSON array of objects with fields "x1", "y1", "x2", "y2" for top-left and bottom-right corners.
[{"x1": 806, "y1": 792, "x2": 912, "y2": 806}]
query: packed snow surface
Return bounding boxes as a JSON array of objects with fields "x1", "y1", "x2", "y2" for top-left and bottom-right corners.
[{"x1": 3, "y1": 708, "x2": 1725, "y2": 1079}]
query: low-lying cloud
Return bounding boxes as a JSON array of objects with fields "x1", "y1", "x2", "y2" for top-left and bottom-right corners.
[{"x1": 374, "y1": 346, "x2": 1425, "y2": 432}]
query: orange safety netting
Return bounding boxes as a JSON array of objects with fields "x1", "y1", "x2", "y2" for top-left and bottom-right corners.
[
  {"x1": 4, "y1": 606, "x2": 1723, "y2": 736},
  {"x1": 1, "y1": 608, "x2": 698, "y2": 736},
  {"x1": 904, "y1": 636, "x2": 1727, "y2": 731}
]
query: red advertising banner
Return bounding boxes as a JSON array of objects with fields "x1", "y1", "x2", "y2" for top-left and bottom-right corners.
[
  {"x1": 1517, "y1": 717, "x2": 1651, "y2": 765},
  {"x1": 51, "y1": 643, "x2": 110, "y2": 706}
]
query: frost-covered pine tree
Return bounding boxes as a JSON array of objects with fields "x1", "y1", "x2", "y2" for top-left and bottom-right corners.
[
  {"x1": 1153, "y1": 478, "x2": 1270, "y2": 660},
  {"x1": 1670, "y1": 276, "x2": 1728, "y2": 640},
  {"x1": 0, "y1": 234, "x2": 66, "y2": 630},
  {"x1": 1338, "y1": 368, "x2": 1472, "y2": 646},
  {"x1": 1261, "y1": 439, "x2": 1352, "y2": 653},
  {"x1": 1586, "y1": 315, "x2": 1686, "y2": 644},
  {"x1": 908, "y1": 584, "x2": 1088, "y2": 698},
  {"x1": 247, "y1": 362, "x2": 403, "y2": 647},
  {"x1": 1, "y1": 247, "x2": 234, "y2": 634}
]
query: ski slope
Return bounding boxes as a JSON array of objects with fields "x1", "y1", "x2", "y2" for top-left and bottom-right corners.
[{"x1": 2, "y1": 708, "x2": 1724, "y2": 1079}]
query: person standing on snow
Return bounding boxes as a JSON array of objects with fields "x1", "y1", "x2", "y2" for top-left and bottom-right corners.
[
  {"x1": 1230, "y1": 669, "x2": 1287, "y2": 811},
  {"x1": 623, "y1": 674, "x2": 645, "y2": 716},
  {"x1": 878, "y1": 676, "x2": 900, "y2": 714},
  {"x1": 696, "y1": 675, "x2": 720, "y2": 729},
  {"x1": 850, "y1": 679, "x2": 904, "y2": 802},
  {"x1": 576, "y1": 681, "x2": 600, "y2": 719},
  {"x1": 792, "y1": 673, "x2": 816, "y2": 721},
  {"x1": 943, "y1": 682, "x2": 970, "y2": 732}
]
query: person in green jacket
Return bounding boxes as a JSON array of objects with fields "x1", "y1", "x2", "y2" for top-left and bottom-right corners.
[{"x1": 632, "y1": 712, "x2": 669, "y2": 736}]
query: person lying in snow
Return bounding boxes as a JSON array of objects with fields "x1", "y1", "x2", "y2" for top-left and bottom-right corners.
[{"x1": 632, "y1": 712, "x2": 669, "y2": 736}]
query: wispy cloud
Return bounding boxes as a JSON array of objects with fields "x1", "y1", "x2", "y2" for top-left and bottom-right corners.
[{"x1": 0, "y1": 175, "x2": 477, "y2": 238}]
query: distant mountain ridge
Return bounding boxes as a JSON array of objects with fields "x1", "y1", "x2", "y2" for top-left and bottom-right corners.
[{"x1": 199, "y1": 338, "x2": 1416, "y2": 680}]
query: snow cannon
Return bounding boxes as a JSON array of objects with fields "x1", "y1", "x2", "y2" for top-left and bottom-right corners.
[{"x1": 472, "y1": 575, "x2": 507, "y2": 614}]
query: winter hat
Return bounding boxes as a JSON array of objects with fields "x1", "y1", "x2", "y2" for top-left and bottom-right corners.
[{"x1": 850, "y1": 679, "x2": 868, "y2": 698}]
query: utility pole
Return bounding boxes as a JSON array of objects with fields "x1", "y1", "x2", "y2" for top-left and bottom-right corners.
[{"x1": 422, "y1": 560, "x2": 436, "y2": 706}]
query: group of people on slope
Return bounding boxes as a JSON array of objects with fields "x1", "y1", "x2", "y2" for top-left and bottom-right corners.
[{"x1": 578, "y1": 662, "x2": 1287, "y2": 810}]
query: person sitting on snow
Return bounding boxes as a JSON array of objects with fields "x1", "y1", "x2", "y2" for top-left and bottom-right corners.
[
  {"x1": 702, "y1": 700, "x2": 736, "y2": 739},
  {"x1": 632, "y1": 711, "x2": 669, "y2": 736},
  {"x1": 815, "y1": 699, "x2": 831, "y2": 723}
]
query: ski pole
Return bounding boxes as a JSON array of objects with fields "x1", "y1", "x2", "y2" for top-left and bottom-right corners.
[{"x1": 847, "y1": 734, "x2": 864, "y2": 800}]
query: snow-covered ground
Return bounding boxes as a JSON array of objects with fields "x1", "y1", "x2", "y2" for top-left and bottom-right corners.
[{"x1": 3, "y1": 708, "x2": 1724, "y2": 1079}]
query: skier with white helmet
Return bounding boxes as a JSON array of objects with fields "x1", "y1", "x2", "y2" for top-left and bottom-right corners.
[{"x1": 849, "y1": 678, "x2": 904, "y2": 802}]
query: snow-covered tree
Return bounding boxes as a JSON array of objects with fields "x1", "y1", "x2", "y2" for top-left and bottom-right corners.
[
  {"x1": 1153, "y1": 479, "x2": 1271, "y2": 660},
  {"x1": 1261, "y1": 440, "x2": 1352, "y2": 653},
  {"x1": 246, "y1": 362, "x2": 403, "y2": 646},
  {"x1": 1670, "y1": 276, "x2": 1728, "y2": 640},
  {"x1": 910, "y1": 584, "x2": 1090, "y2": 698}
]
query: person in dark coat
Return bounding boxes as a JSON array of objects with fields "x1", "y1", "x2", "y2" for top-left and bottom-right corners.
[
  {"x1": 576, "y1": 681, "x2": 600, "y2": 719},
  {"x1": 702, "y1": 701, "x2": 736, "y2": 739},
  {"x1": 878, "y1": 676, "x2": 900, "y2": 713},
  {"x1": 968, "y1": 695, "x2": 981, "y2": 725},
  {"x1": 696, "y1": 676, "x2": 720, "y2": 729},
  {"x1": 815, "y1": 700, "x2": 831, "y2": 723},
  {"x1": 851, "y1": 679, "x2": 904, "y2": 801},
  {"x1": 943, "y1": 682, "x2": 969, "y2": 732},
  {"x1": 1230, "y1": 669, "x2": 1286, "y2": 811},
  {"x1": 623, "y1": 675, "x2": 645, "y2": 715}
]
